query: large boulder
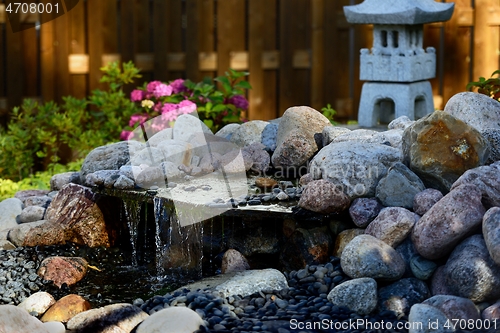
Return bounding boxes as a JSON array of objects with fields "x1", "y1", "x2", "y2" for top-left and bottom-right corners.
[
  {"x1": 172, "y1": 113, "x2": 212, "y2": 143},
  {"x1": 0, "y1": 305, "x2": 54, "y2": 333},
  {"x1": 341, "y1": 234, "x2": 406, "y2": 281},
  {"x1": 402, "y1": 110, "x2": 490, "y2": 192},
  {"x1": 439, "y1": 235, "x2": 500, "y2": 302},
  {"x1": 327, "y1": 278, "x2": 378, "y2": 315},
  {"x1": 310, "y1": 141, "x2": 401, "y2": 199},
  {"x1": 444, "y1": 91, "x2": 500, "y2": 131},
  {"x1": 412, "y1": 184, "x2": 485, "y2": 260},
  {"x1": 22, "y1": 184, "x2": 111, "y2": 248},
  {"x1": 80, "y1": 140, "x2": 143, "y2": 183},
  {"x1": 40, "y1": 294, "x2": 91, "y2": 323},
  {"x1": 272, "y1": 106, "x2": 330, "y2": 168}
]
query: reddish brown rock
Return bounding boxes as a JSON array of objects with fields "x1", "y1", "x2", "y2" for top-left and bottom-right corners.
[
  {"x1": 451, "y1": 162, "x2": 500, "y2": 208},
  {"x1": 280, "y1": 226, "x2": 333, "y2": 271},
  {"x1": 23, "y1": 184, "x2": 110, "y2": 247},
  {"x1": 298, "y1": 179, "x2": 350, "y2": 214},
  {"x1": 402, "y1": 110, "x2": 490, "y2": 192},
  {"x1": 41, "y1": 294, "x2": 91, "y2": 323},
  {"x1": 254, "y1": 177, "x2": 278, "y2": 190},
  {"x1": 412, "y1": 184, "x2": 485, "y2": 260},
  {"x1": 365, "y1": 207, "x2": 417, "y2": 248},
  {"x1": 482, "y1": 207, "x2": 500, "y2": 266},
  {"x1": 413, "y1": 189, "x2": 443, "y2": 216},
  {"x1": 349, "y1": 197, "x2": 383, "y2": 228},
  {"x1": 38, "y1": 256, "x2": 88, "y2": 288},
  {"x1": 221, "y1": 249, "x2": 250, "y2": 273}
]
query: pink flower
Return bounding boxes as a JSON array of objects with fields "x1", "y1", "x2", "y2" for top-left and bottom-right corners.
[
  {"x1": 120, "y1": 130, "x2": 134, "y2": 140},
  {"x1": 146, "y1": 81, "x2": 162, "y2": 94},
  {"x1": 129, "y1": 114, "x2": 149, "y2": 127},
  {"x1": 153, "y1": 102, "x2": 163, "y2": 112},
  {"x1": 227, "y1": 95, "x2": 249, "y2": 110},
  {"x1": 153, "y1": 83, "x2": 173, "y2": 98},
  {"x1": 161, "y1": 103, "x2": 178, "y2": 114},
  {"x1": 178, "y1": 100, "x2": 197, "y2": 114},
  {"x1": 130, "y1": 89, "x2": 144, "y2": 102},
  {"x1": 151, "y1": 116, "x2": 169, "y2": 132},
  {"x1": 170, "y1": 79, "x2": 188, "y2": 94}
]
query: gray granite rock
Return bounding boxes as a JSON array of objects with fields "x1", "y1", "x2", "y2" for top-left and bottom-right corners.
[
  {"x1": 214, "y1": 269, "x2": 288, "y2": 298},
  {"x1": 375, "y1": 162, "x2": 426, "y2": 209},
  {"x1": 388, "y1": 116, "x2": 415, "y2": 130},
  {"x1": 482, "y1": 128, "x2": 500, "y2": 164},
  {"x1": 135, "y1": 307, "x2": 203, "y2": 333},
  {"x1": 215, "y1": 123, "x2": 241, "y2": 141},
  {"x1": 310, "y1": 141, "x2": 402, "y2": 199},
  {"x1": 442, "y1": 235, "x2": 500, "y2": 302},
  {"x1": 241, "y1": 142, "x2": 270, "y2": 173},
  {"x1": 50, "y1": 172, "x2": 81, "y2": 191},
  {"x1": 230, "y1": 120, "x2": 269, "y2": 148},
  {"x1": 173, "y1": 113, "x2": 212, "y2": 143},
  {"x1": 221, "y1": 249, "x2": 250, "y2": 274},
  {"x1": 348, "y1": 197, "x2": 383, "y2": 228},
  {"x1": 378, "y1": 278, "x2": 430, "y2": 318},
  {"x1": 423, "y1": 295, "x2": 480, "y2": 321},
  {"x1": 261, "y1": 122, "x2": 279, "y2": 151},
  {"x1": 341, "y1": 234, "x2": 406, "y2": 280},
  {"x1": 298, "y1": 179, "x2": 350, "y2": 214},
  {"x1": 482, "y1": 207, "x2": 500, "y2": 266},
  {"x1": 147, "y1": 128, "x2": 173, "y2": 147},
  {"x1": 413, "y1": 188, "x2": 443, "y2": 216},
  {"x1": 0, "y1": 198, "x2": 23, "y2": 232},
  {"x1": 322, "y1": 126, "x2": 351, "y2": 146},
  {"x1": 113, "y1": 175, "x2": 135, "y2": 190},
  {"x1": 8, "y1": 220, "x2": 47, "y2": 247},
  {"x1": 23, "y1": 195, "x2": 51, "y2": 208},
  {"x1": 410, "y1": 255, "x2": 437, "y2": 280},
  {"x1": 80, "y1": 140, "x2": 144, "y2": 183},
  {"x1": 17, "y1": 206, "x2": 45, "y2": 223},
  {"x1": 365, "y1": 207, "x2": 417, "y2": 248},
  {"x1": 327, "y1": 278, "x2": 377, "y2": 315},
  {"x1": 444, "y1": 91, "x2": 500, "y2": 131},
  {"x1": 412, "y1": 184, "x2": 485, "y2": 260}
]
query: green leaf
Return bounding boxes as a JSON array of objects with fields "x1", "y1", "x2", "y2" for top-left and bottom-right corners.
[
  {"x1": 203, "y1": 119, "x2": 214, "y2": 129},
  {"x1": 234, "y1": 81, "x2": 252, "y2": 90},
  {"x1": 215, "y1": 76, "x2": 232, "y2": 94}
]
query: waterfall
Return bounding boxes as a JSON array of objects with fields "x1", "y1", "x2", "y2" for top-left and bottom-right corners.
[{"x1": 122, "y1": 199, "x2": 142, "y2": 266}]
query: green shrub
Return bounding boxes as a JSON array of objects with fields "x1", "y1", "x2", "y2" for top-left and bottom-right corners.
[{"x1": 467, "y1": 70, "x2": 500, "y2": 101}]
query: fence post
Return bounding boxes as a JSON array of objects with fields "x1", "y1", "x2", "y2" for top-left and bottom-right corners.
[{"x1": 473, "y1": 0, "x2": 500, "y2": 81}]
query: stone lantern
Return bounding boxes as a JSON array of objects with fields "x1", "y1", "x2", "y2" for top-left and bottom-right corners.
[{"x1": 344, "y1": 0, "x2": 454, "y2": 127}]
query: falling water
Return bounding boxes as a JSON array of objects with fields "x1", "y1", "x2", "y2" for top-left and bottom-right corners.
[{"x1": 122, "y1": 199, "x2": 142, "y2": 266}]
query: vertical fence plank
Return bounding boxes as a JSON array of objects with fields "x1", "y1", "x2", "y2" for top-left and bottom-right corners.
[
  {"x1": 68, "y1": 0, "x2": 87, "y2": 99},
  {"x1": 248, "y1": 0, "x2": 265, "y2": 120},
  {"x1": 279, "y1": 0, "x2": 311, "y2": 114},
  {"x1": 21, "y1": 24, "x2": 38, "y2": 97},
  {"x1": 135, "y1": 0, "x2": 152, "y2": 83},
  {"x1": 120, "y1": 0, "x2": 135, "y2": 64},
  {"x1": 5, "y1": 11, "x2": 22, "y2": 110},
  {"x1": 473, "y1": 0, "x2": 500, "y2": 81},
  {"x1": 185, "y1": 0, "x2": 200, "y2": 80},
  {"x1": 40, "y1": 7, "x2": 55, "y2": 103},
  {"x1": 442, "y1": 0, "x2": 472, "y2": 104},
  {"x1": 53, "y1": 14, "x2": 70, "y2": 102},
  {"x1": 216, "y1": 0, "x2": 245, "y2": 78},
  {"x1": 87, "y1": 0, "x2": 104, "y2": 91},
  {"x1": 311, "y1": 0, "x2": 324, "y2": 112}
]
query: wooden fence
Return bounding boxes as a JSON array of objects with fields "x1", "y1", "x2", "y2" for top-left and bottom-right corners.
[{"x1": 0, "y1": 0, "x2": 498, "y2": 125}]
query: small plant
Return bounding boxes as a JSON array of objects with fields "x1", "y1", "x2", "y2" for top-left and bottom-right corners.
[
  {"x1": 123, "y1": 68, "x2": 251, "y2": 139},
  {"x1": 466, "y1": 70, "x2": 500, "y2": 101},
  {"x1": 321, "y1": 104, "x2": 338, "y2": 125}
]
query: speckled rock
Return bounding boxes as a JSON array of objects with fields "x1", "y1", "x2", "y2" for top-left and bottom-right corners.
[
  {"x1": 298, "y1": 179, "x2": 350, "y2": 214},
  {"x1": 395, "y1": 238, "x2": 420, "y2": 278},
  {"x1": 322, "y1": 126, "x2": 351, "y2": 146},
  {"x1": 272, "y1": 106, "x2": 330, "y2": 168},
  {"x1": 18, "y1": 292, "x2": 56, "y2": 316},
  {"x1": 444, "y1": 91, "x2": 500, "y2": 131},
  {"x1": 214, "y1": 268, "x2": 288, "y2": 298},
  {"x1": 221, "y1": 249, "x2": 250, "y2": 274},
  {"x1": 215, "y1": 123, "x2": 241, "y2": 141},
  {"x1": 66, "y1": 303, "x2": 149, "y2": 333},
  {"x1": 365, "y1": 207, "x2": 417, "y2": 248},
  {"x1": 173, "y1": 113, "x2": 212, "y2": 143},
  {"x1": 341, "y1": 234, "x2": 406, "y2": 280},
  {"x1": 482, "y1": 301, "x2": 500, "y2": 320},
  {"x1": 378, "y1": 278, "x2": 430, "y2": 318},
  {"x1": 0, "y1": 198, "x2": 23, "y2": 231},
  {"x1": 482, "y1": 128, "x2": 500, "y2": 163},
  {"x1": 348, "y1": 197, "x2": 383, "y2": 228},
  {"x1": 412, "y1": 184, "x2": 485, "y2": 260},
  {"x1": 333, "y1": 128, "x2": 404, "y2": 151},
  {"x1": 430, "y1": 266, "x2": 453, "y2": 297},
  {"x1": 375, "y1": 162, "x2": 426, "y2": 209},
  {"x1": 241, "y1": 142, "x2": 270, "y2": 173},
  {"x1": 261, "y1": 122, "x2": 279, "y2": 151},
  {"x1": 441, "y1": 235, "x2": 500, "y2": 302},
  {"x1": 450, "y1": 161, "x2": 500, "y2": 208},
  {"x1": 413, "y1": 188, "x2": 443, "y2": 216},
  {"x1": 483, "y1": 207, "x2": 500, "y2": 266},
  {"x1": 327, "y1": 278, "x2": 377, "y2": 315},
  {"x1": 113, "y1": 175, "x2": 135, "y2": 190},
  {"x1": 38, "y1": 257, "x2": 88, "y2": 288},
  {"x1": 410, "y1": 255, "x2": 437, "y2": 280},
  {"x1": 136, "y1": 307, "x2": 204, "y2": 333},
  {"x1": 402, "y1": 110, "x2": 490, "y2": 192},
  {"x1": 18, "y1": 206, "x2": 45, "y2": 223},
  {"x1": 50, "y1": 172, "x2": 80, "y2": 191},
  {"x1": 333, "y1": 228, "x2": 365, "y2": 257},
  {"x1": 408, "y1": 303, "x2": 454, "y2": 333},
  {"x1": 80, "y1": 140, "x2": 143, "y2": 183},
  {"x1": 389, "y1": 116, "x2": 415, "y2": 130},
  {"x1": 7, "y1": 220, "x2": 47, "y2": 247},
  {"x1": 230, "y1": 120, "x2": 269, "y2": 147},
  {"x1": 423, "y1": 295, "x2": 480, "y2": 321},
  {"x1": 41, "y1": 294, "x2": 91, "y2": 323},
  {"x1": 310, "y1": 141, "x2": 401, "y2": 199}
]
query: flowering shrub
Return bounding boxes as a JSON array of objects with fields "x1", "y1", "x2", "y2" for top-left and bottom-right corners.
[{"x1": 122, "y1": 69, "x2": 251, "y2": 139}]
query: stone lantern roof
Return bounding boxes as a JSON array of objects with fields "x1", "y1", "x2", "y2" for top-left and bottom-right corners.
[{"x1": 344, "y1": 0, "x2": 454, "y2": 25}]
